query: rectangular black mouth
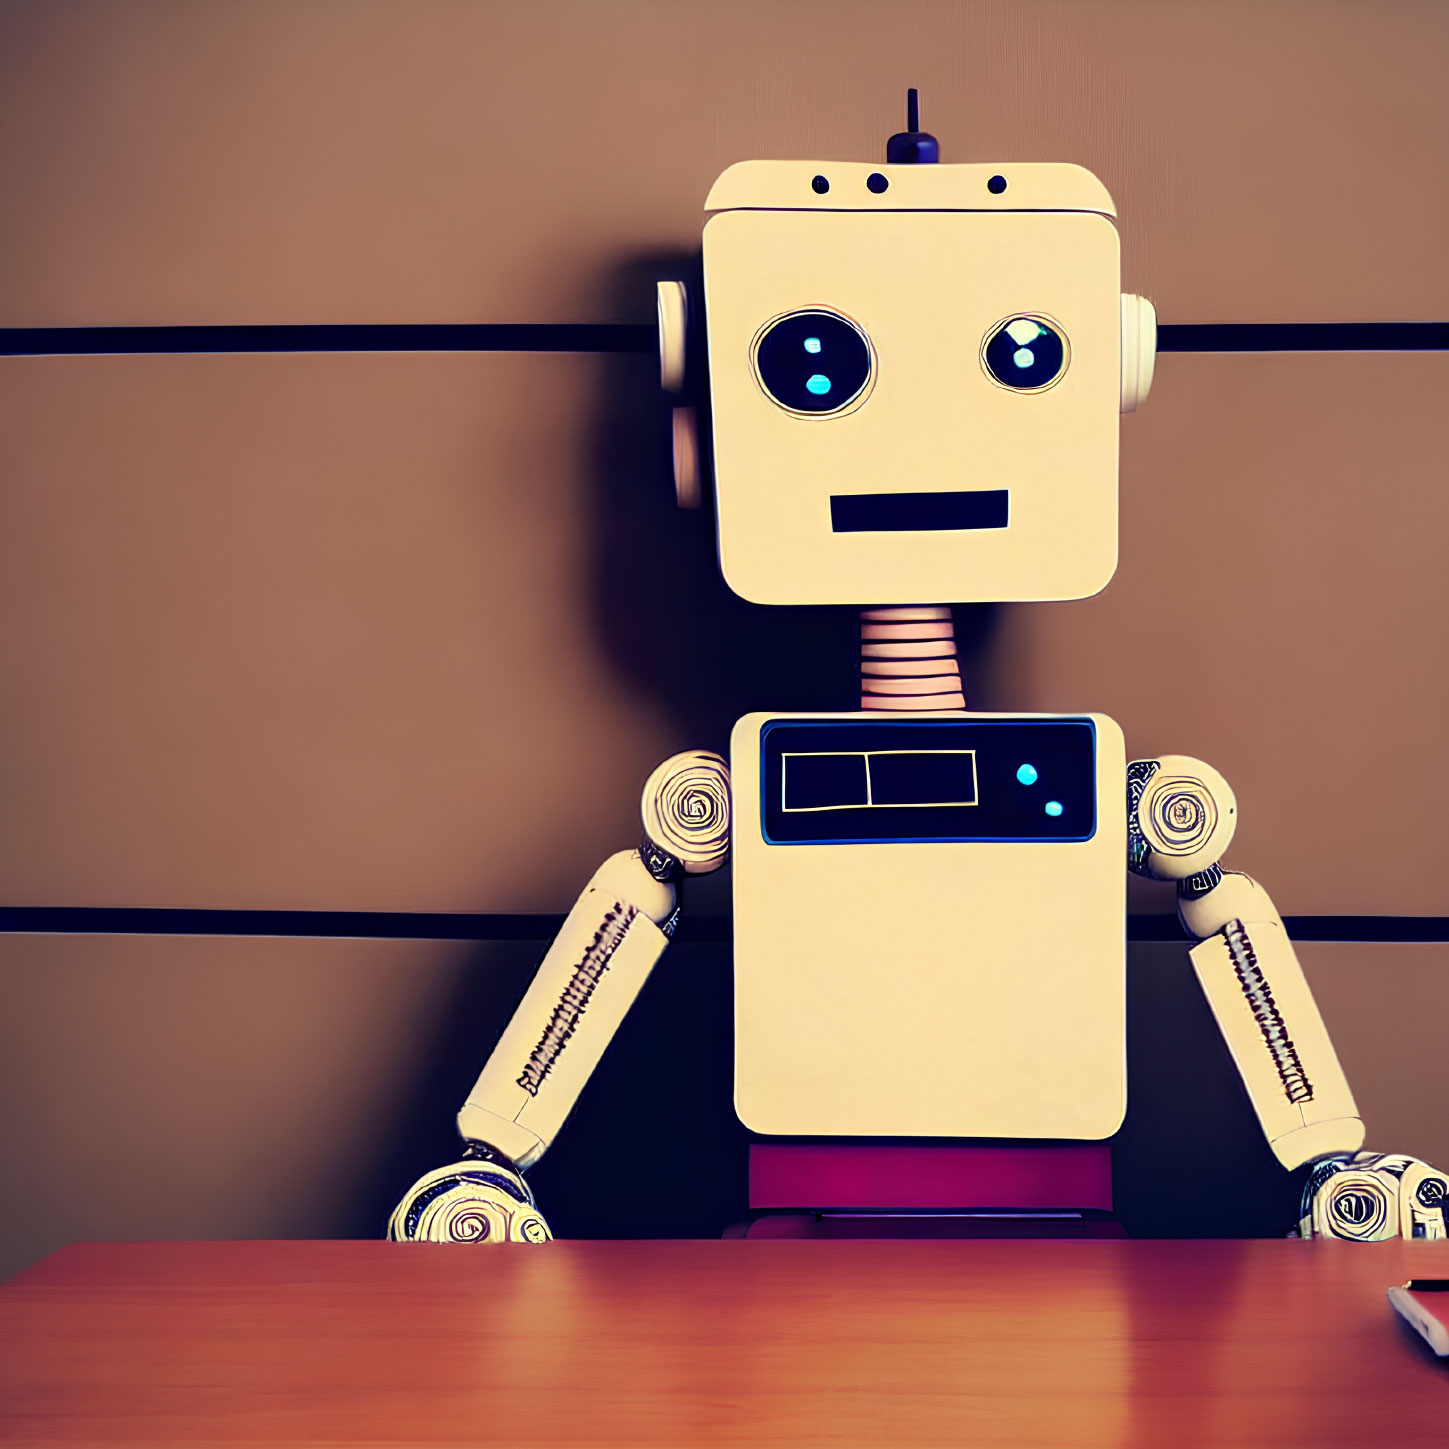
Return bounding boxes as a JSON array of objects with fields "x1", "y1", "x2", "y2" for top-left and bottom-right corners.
[{"x1": 830, "y1": 489, "x2": 1010, "y2": 533}]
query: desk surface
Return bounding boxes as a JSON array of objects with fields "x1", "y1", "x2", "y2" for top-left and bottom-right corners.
[{"x1": 2, "y1": 1239, "x2": 1447, "y2": 1447}]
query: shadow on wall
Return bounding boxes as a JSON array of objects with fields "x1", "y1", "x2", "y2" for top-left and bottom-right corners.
[{"x1": 1114, "y1": 944, "x2": 1305, "y2": 1238}]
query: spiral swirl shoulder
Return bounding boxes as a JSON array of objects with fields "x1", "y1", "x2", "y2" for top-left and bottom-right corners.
[{"x1": 641, "y1": 750, "x2": 731, "y2": 875}]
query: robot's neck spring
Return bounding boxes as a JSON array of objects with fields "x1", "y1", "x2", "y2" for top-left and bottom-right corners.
[{"x1": 859, "y1": 606, "x2": 965, "y2": 711}]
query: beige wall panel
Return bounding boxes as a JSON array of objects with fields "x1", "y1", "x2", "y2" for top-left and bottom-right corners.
[
  {"x1": 994, "y1": 352, "x2": 1449, "y2": 916},
  {"x1": 1302, "y1": 944, "x2": 1449, "y2": 1176},
  {"x1": 1, "y1": 350, "x2": 1443, "y2": 915},
  {"x1": 0, "y1": 933, "x2": 517, "y2": 1282},
  {"x1": 0, "y1": 0, "x2": 1444, "y2": 328},
  {"x1": 0, "y1": 352, "x2": 679, "y2": 912}
]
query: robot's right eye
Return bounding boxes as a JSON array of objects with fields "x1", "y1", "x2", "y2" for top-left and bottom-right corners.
[
  {"x1": 751, "y1": 309, "x2": 874, "y2": 416},
  {"x1": 982, "y1": 315, "x2": 1069, "y2": 392}
]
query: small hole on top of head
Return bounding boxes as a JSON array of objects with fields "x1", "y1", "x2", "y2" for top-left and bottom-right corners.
[
  {"x1": 811, "y1": 175, "x2": 829, "y2": 194},
  {"x1": 866, "y1": 172, "x2": 889, "y2": 194},
  {"x1": 987, "y1": 175, "x2": 1007, "y2": 195}
]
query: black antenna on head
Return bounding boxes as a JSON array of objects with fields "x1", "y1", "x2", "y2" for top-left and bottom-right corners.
[{"x1": 886, "y1": 86, "x2": 938, "y2": 164}]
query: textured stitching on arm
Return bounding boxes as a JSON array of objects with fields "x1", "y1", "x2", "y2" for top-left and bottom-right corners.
[
  {"x1": 1224, "y1": 918, "x2": 1314, "y2": 1105},
  {"x1": 517, "y1": 903, "x2": 638, "y2": 1096}
]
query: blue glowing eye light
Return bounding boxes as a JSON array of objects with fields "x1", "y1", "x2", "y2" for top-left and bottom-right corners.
[
  {"x1": 1016, "y1": 763, "x2": 1038, "y2": 785},
  {"x1": 1045, "y1": 800, "x2": 1064, "y2": 817},
  {"x1": 754, "y1": 310, "x2": 873, "y2": 414},
  {"x1": 984, "y1": 316, "x2": 1067, "y2": 390}
]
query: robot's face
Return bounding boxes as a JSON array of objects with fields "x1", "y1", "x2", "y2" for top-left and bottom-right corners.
[{"x1": 701, "y1": 162, "x2": 1123, "y2": 606}]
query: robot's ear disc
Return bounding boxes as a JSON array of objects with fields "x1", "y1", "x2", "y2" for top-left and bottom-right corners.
[
  {"x1": 657, "y1": 281, "x2": 688, "y2": 393},
  {"x1": 672, "y1": 407, "x2": 701, "y2": 509},
  {"x1": 1120, "y1": 294, "x2": 1157, "y2": 413}
]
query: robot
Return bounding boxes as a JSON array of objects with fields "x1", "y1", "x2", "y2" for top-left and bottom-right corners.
[{"x1": 388, "y1": 94, "x2": 1447, "y2": 1247}]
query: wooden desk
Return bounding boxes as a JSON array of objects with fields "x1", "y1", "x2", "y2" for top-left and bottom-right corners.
[{"x1": 2, "y1": 1239, "x2": 1446, "y2": 1446}]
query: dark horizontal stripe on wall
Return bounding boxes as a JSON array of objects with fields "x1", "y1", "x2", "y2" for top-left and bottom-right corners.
[
  {"x1": 0, "y1": 908, "x2": 1446, "y2": 945},
  {"x1": 1157, "y1": 322, "x2": 1449, "y2": 351},
  {"x1": 0, "y1": 908, "x2": 620, "y2": 942},
  {"x1": 1128, "y1": 915, "x2": 1449, "y2": 944},
  {"x1": 0, "y1": 323, "x2": 659, "y2": 357},
  {"x1": 1, "y1": 321, "x2": 1446, "y2": 358}
]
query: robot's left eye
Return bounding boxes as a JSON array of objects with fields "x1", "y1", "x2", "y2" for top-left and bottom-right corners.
[
  {"x1": 752, "y1": 309, "x2": 875, "y2": 416},
  {"x1": 982, "y1": 316, "x2": 1069, "y2": 392}
]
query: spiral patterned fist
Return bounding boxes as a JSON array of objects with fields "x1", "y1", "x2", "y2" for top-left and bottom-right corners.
[
  {"x1": 388, "y1": 1161, "x2": 552, "y2": 1244},
  {"x1": 1299, "y1": 1152, "x2": 1449, "y2": 1241},
  {"x1": 641, "y1": 750, "x2": 731, "y2": 876},
  {"x1": 1320, "y1": 1172, "x2": 1394, "y2": 1239}
]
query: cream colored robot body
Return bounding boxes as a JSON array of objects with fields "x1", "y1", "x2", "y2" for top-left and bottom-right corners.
[
  {"x1": 390, "y1": 124, "x2": 1441, "y2": 1243},
  {"x1": 731, "y1": 709, "x2": 1127, "y2": 1142},
  {"x1": 707, "y1": 159, "x2": 1136, "y2": 1153}
]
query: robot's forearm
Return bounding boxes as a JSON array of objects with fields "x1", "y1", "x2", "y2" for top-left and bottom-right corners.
[
  {"x1": 1180, "y1": 870, "x2": 1363, "y2": 1170},
  {"x1": 458, "y1": 748, "x2": 731, "y2": 1171},
  {"x1": 457, "y1": 848, "x2": 676, "y2": 1170},
  {"x1": 1128, "y1": 756, "x2": 1362, "y2": 1171},
  {"x1": 388, "y1": 750, "x2": 731, "y2": 1243}
]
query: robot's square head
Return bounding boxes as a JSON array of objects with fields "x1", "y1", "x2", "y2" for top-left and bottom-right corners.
[{"x1": 701, "y1": 162, "x2": 1123, "y2": 605}]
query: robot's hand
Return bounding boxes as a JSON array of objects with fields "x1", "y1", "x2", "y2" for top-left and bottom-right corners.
[
  {"x1": 1297, "y1": 1152, "x2": 1449, "y2": 1241},
  {"x1": 388, "y1": 1152, "x2": 552, "y2": 1245}
]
